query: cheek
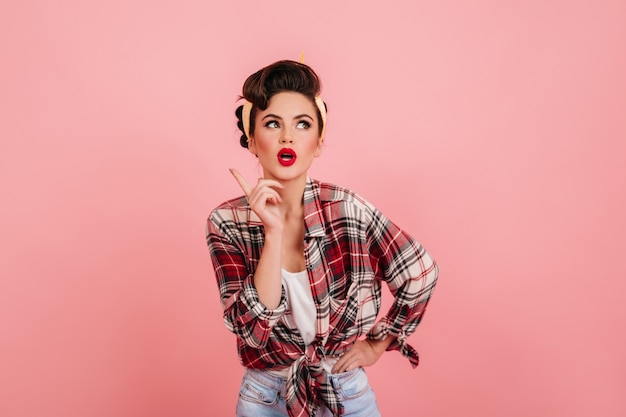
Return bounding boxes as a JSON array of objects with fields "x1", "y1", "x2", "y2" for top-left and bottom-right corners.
[
  {"x1": 256, "y1": 140, "x2": 274, "y2": 154},
  {"x1": 306, "y1": 136, "x2": 322, "y2": 154},
  {"x1": 252, "y1": 133, "x2": 273, "y2": 151}
]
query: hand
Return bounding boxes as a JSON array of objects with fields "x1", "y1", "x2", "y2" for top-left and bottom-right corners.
[
  {"x1": 230, "y1": 169, "x2": 284, "y2": 233},
  {"x1": 330, "y1": 337, "x2": 393, "y2": 374}
]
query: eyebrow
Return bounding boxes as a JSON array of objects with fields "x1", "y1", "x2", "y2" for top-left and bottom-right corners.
[{"x1": 261, "y1": 113, "x2": 314, "y2": 121}]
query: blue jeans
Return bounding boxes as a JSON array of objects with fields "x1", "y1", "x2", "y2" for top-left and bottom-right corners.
[{"x1": 236, "y1": 367, "x2": 381, "y2": 417}]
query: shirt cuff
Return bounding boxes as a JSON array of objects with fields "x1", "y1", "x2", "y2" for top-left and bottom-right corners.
[
  {"x1": 367, "y1": 319, "x2": 420, "y2": 368},
  {"x1": 238, "y1": 274, "x2": 288, "y2": 324}
]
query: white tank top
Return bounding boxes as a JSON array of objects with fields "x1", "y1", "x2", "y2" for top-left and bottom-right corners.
[
  {"x1": 281, "y1": 269, "x2": 316, "y2": 345},
  {"x1": 267, "y1": 269, "x2": 338, "y2": 376}
]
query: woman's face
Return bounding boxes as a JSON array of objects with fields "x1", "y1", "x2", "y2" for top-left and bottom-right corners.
[{"x1": 249, "y1": 91, "x2": 322, "y2": 182}]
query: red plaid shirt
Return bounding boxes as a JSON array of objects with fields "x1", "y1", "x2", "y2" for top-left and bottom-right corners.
[{"x1": 206, "y1": 178, "x2": 438, "y2": 416}]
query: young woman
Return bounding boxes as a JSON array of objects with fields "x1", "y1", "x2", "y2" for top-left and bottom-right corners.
[{"x1": 206, "y1": 60, "x2": 439, "y2": 417}]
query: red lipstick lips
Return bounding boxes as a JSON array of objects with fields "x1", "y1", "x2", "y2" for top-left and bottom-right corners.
[{"x1": 277, "y1": 148, "x2": 297, "y2": 166}]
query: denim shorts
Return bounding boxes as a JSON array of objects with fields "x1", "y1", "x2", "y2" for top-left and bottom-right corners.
[{"x1": 236, "y1": 367, "x2": 381, "y2": 417}]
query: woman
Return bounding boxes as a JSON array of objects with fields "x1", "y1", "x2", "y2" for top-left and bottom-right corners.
[{"x1": 206, "y1": 59, "x2": 438, "y2": 417}]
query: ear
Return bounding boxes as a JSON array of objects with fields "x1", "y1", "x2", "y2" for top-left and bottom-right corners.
[
  {"x1": 247, "y1": 136, "x2": 258, "y2": 156},
  {"x1": 314, "y1": 138, "x2": 322, "y2": 158}
]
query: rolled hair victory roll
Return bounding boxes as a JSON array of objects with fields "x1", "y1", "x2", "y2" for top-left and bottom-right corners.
[{"x1": 235, "y1": 60, "x2": 327, "y2": 148}]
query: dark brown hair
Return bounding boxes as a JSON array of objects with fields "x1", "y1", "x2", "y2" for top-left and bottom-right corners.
[{"x1": 235, "y1": 60, "x2": 326, "y2": 148}]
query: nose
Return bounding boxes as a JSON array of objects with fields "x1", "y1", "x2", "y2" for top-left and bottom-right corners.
[{"x1": 280, "y1": 131, "x2": 293, "y2": 144}]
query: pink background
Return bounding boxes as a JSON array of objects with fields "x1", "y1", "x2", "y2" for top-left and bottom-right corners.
[{"x1": 1, "y1": 1, "x2": 625, "y2": 416}]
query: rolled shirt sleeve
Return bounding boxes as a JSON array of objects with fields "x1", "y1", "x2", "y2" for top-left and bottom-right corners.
[
  {"x1": 364, "y1": 203, "x2": 439, "y2": 366},
  {"x1": 207, "y1": 213, "x2": 287, "y2": 349}
]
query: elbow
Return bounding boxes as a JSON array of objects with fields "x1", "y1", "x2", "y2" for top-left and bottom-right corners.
[
  {"x1": 224, "y1": 314, "x2": 272, "y2": 349},
  {"x1": 425, "y1": 258, "x2": 439, "y2": 287}
]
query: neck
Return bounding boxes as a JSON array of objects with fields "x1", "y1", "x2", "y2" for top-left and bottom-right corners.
[{"x1": 271, "y1": 175, "x2": 307, "y2": 216}]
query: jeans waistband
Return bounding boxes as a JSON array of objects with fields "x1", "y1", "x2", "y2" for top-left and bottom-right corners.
[
  {"x1": 244, "y1": 366, "x2": 364, "y2": 398},
  {"x1": 243, "y1": 368, "x2": 288, "y2": 399}
]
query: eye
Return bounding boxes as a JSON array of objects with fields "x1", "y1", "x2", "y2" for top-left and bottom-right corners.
[
  {"x1": 296, "y1": 120, "x2": 311, "y2": 129},
  {"x1": 264, "y1": 120, "x2": 280, "y2": 128}
]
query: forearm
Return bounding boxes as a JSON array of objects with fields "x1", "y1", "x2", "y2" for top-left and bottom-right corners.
[
  {"x1": 253, "y1": 230, "x2": 283, "y2": 309},
  {"x1": 368, "y1": 334, "x2": 395, "y2": 352},
  {"x1": 331, "y1": 334, "x2": 397, "y2": 373}
]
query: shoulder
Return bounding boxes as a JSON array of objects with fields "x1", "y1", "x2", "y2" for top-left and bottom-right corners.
[
  {"x1": 212, "y1": 194, "x2": 248, "y2": 211},
  {"x1": 208, "y1": 195, "x2": 249, "y2": 225}
]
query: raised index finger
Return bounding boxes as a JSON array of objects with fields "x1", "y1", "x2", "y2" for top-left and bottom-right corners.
[{"x1": 229, "y1": 168, "x2": 253, "y2": 197}]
